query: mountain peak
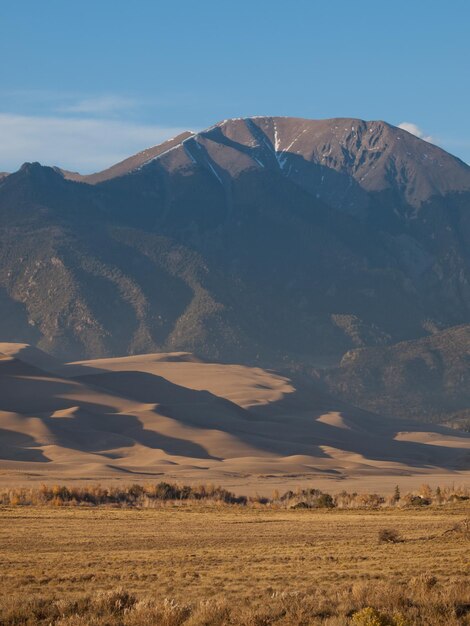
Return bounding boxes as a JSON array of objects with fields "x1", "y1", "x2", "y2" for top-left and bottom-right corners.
[
  {"x1": 15, "y1": 161, "x2": 65, "y2": 183},
  {"x1": 22, "y1": 116, "x2": 470, "y2": 207},
  {"x1": 136, "y1": 116, "x2": 470, "y2": 208},
  {"x1": 20, "y1": 161, "x2": 43, "y2": 172},
  {"x1": 234, "y1": 116, "x2": 468, "y2": 192}
]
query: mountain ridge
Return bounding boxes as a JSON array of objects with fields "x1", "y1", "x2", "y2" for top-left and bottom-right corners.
[
  {"x1": 1, "y1": 115, "x2": 470, "y2": 426},
  {"x1": 57, "y1": 130, "x2": 194, "y2": 184},
  {"x1": 10, "y1": 116, "x2": 469, "y2": 204}
]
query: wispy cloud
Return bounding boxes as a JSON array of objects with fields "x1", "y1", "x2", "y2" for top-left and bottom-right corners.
[
  {"x1": 56, "y1": 95, "x2": 137, "y2": 115},
  {"x1": 0, "y1": 113, "x2": 189, "y2": 173},
  {"x1": 0, "y1": 89, "x2": 180, "y2": 118},
  {"x1": 398, "y1": 122, "x2": 434, "y2": 143}
]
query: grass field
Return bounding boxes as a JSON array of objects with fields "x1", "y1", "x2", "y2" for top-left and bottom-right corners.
[{"x1": 0, "y1": 504, "x2": 469, "y2": 624}]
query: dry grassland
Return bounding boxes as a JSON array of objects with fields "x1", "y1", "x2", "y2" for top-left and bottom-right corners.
[{"x1": 0, "y1": 504, "x2": 469, "y2": 624}]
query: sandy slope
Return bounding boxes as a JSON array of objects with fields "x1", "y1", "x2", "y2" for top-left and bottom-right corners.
[{"x1": 0, "y1": 344, "x2": 469, "y2": 485}]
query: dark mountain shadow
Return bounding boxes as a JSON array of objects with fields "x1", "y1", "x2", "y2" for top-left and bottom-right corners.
[
  {"x1": 77, "y1": 370, "x2": 250, "y2": 416},
  {"x1": 0, "y1": 289, "x2": 41, "y2": 345},
  {"x1": 0, "y1": 360, "x2": 219, "y2": 460},
  {"x1": 59, "y1": 227, "x2": 195, "y2": 350},
  {"x1": 251, "y1": 371, "x2": 470, "y2": 469},
  {"x1": 42, "y1": 409, "x2": 220, "y2": 461},
  {"x1": 0, "y1": 428, "x2": 50, "y2": 462},
  {"x1": 0, "y1": 358, "x2": 114, "y2": 414},
  {"x1": 203, "y1": 122, "x2": 371, "y2": 217},
  {"x1": 0, "y1": 344, "x2": 63, "y2": 375}
]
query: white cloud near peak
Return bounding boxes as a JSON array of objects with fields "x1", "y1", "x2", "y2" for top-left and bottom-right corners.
[{"x1": 398, "y1": 122, "x2": 434, "y2": 143}]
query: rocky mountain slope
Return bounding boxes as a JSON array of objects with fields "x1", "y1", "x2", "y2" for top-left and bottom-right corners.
[
  {"x1": 1, "y1": 116, "x2": 470, "y2": 423},
  {"x1": 319, "y1": 324, "x2": 470, "y2": 428},
  {"x1": 58, "y1": 131, "x2": 193, "y2": 184}
]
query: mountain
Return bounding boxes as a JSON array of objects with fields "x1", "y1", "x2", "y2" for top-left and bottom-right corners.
[
  {"x1": 1, "y1": 343, "x2": 468, "y2": 479},
  {"x1": 1, "y1": 116, "x2": 470, "y2": 426},
  {"x1": 319, "y1": 324, "x2": 470, "y2": 428},
  {"x1": 57, "y1": 131, "x2": 194, "y2": 184}
]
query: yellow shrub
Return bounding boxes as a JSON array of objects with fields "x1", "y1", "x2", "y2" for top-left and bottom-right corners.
[{"x1": 351, "y1": 607, "x2": 392, "y2": 626}]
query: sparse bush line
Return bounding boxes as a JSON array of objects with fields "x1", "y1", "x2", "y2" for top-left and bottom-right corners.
[
  {"x1": 0, "y1": 481, "x2": 468, "y2": 510},
  {"x1": 1, "y1": 580, "x2": 469, "y2": 625}
]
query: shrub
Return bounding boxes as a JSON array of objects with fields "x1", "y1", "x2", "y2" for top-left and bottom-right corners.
[
  {"x1": 315, "y1": 492, "x2": 335, "y2": 508},
  {"x1": 291, "y1": 501, "x2": 310, "y2": 509},
  {"x1": 410, "y1": 573, "x2": 438, "y2": 590},
  {"x1": 357, "y1": 493, "x2": 385, "y2": 508},
  {"x1": 351, "y1": 607, "x2": 409, "y2": 626},
  {"x1": 450, "y1": 517, "x2": 470, "y2": 540},
  {"x1": 282, "y1": 488, "x2": 335, "y2": 509},
  {"x1": 351, "y1": 607, "x2": 394, "y2": 626},
  {"x1": 92, "y1": 588, "x2": 137, "y2": 614},
  {"x1": 403, "y1": 494, "x2": 431, "y2": 506},
  {"x1": 378, "y1": 528, "x2": 402, "y2": 544}
]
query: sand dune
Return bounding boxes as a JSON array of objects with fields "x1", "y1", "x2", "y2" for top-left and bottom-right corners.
[
  {"x1": 0, "y1": 344, "x2": 469, "y2": 484},
  {"x1": 70, "y1": 352, "x2": 295, "y2": 408}
]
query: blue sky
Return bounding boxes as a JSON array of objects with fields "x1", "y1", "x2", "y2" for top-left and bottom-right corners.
[{"x1": 1, "y1": 0, "x2": 469, "y2": 172}]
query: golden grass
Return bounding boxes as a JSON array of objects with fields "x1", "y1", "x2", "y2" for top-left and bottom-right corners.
[{"x1": 0, "y1": 503, "x2": 469, "y2": 624}]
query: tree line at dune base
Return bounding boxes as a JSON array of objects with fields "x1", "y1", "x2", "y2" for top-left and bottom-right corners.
[{"x1": 1, "y1": 482, "x2": 469, "y2": 509}]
